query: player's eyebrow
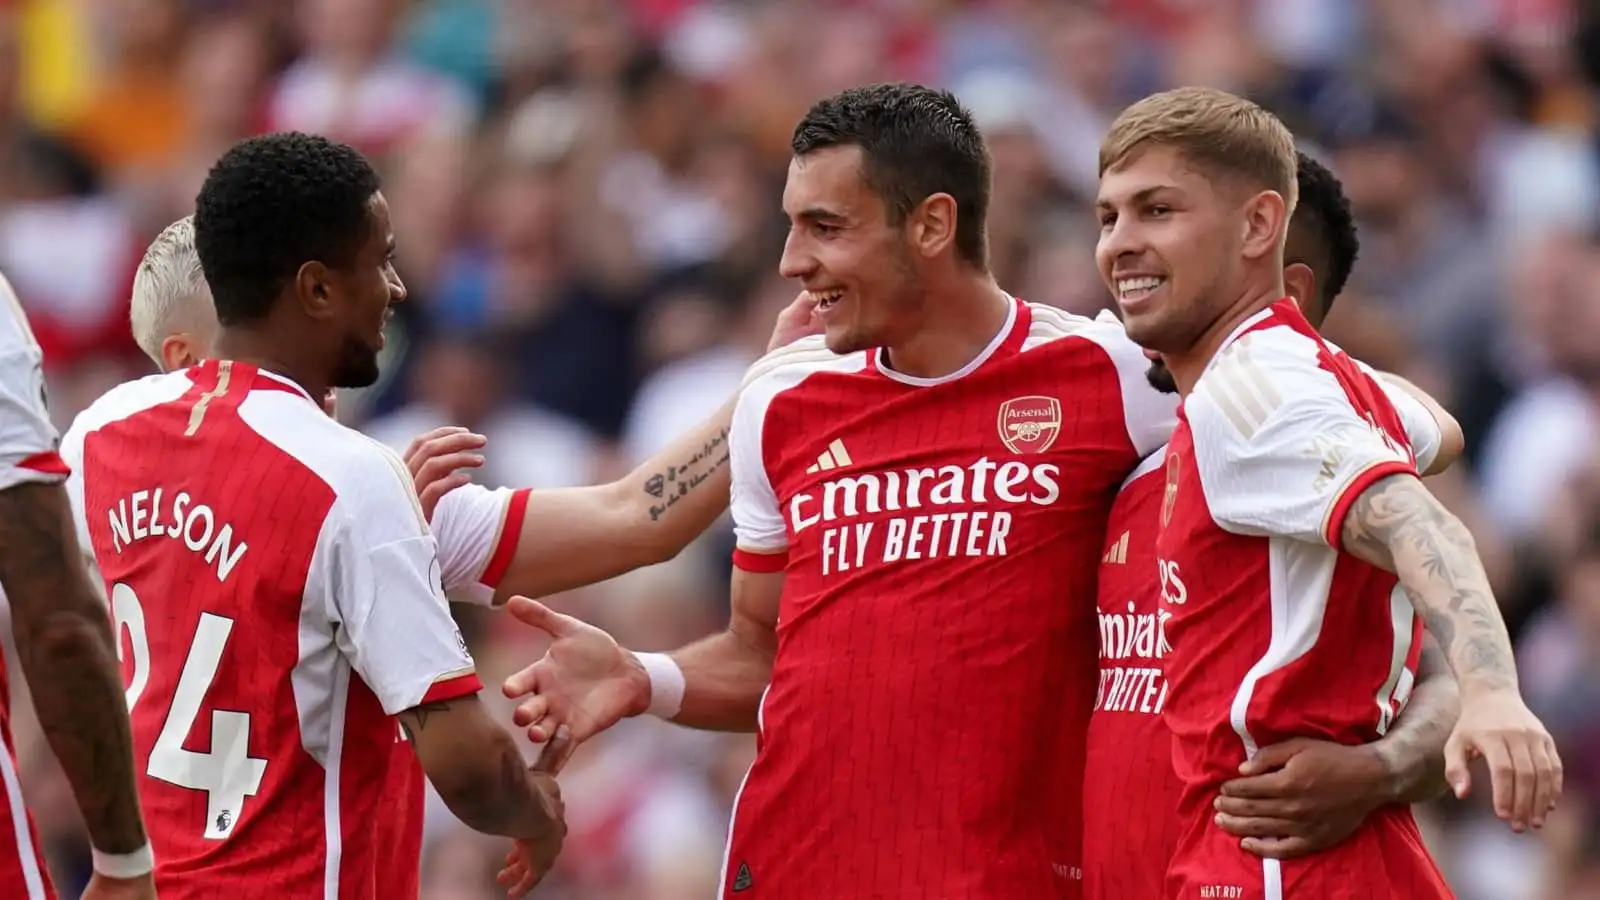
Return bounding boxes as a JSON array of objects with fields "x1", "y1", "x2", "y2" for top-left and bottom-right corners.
[
  {"x1": 1096, "y1": 185, "x2": 1180, "y2": 211},
  {"x1": 791, "y1": 206, "x2": 847, "y2": 224}
]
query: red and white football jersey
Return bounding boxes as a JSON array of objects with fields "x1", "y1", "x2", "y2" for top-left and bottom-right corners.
[
  {"x1": 722, "y1": 298, "x2": 1176, "y2": 899},
  {"x1": 61, "y1": 359, "x2": 481, "y2": 900},
  {"x1": 370, "y1": 480, "x2": 528, "y2": 897},
  {"x1": 0, "y1": 274, "x2": 67, "y2": 900},
  {"x1": 1083, "y1": 374, "x2": 1445, "y2": 900},
  {"x1": 1157, "y1": 299, "x2": 1451, "y2": 900},
  {"x1": 1083, "y1": 447, "x2": 1182, "y2": 900}
]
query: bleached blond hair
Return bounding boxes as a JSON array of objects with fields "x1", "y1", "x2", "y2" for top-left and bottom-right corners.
[{"x1": 130, "y1": 216, "x2": 211, "y2": 368}]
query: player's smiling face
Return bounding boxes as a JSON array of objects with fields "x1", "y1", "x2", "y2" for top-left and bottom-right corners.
[
  {"x1": 779, "y1": 145, "x2": 923, "y2": 355},
  {"x1": 1094, "y1": 144, "x2": 1241, "y2": 354},
  {"x1": 327, "y1": 191, "x2": 406, "y2": 389}
]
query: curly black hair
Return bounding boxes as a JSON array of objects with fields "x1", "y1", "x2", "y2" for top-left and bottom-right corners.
[
  {"x1": 193, "y1": 132, "x2": 381, "y2": 326},
  {"x1": 792, "y1": 83, "x2": 991, "y2": 269},
  {"x1": 1290, "y1": 150, "x2": 1359, "y2": 318}
]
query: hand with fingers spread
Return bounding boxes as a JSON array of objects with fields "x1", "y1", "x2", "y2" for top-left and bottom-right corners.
[
  {"x1": 501, "y1": 597, "x2": 652, "y2": 744},
  {"x1": 495, "y1": 727, "x2": 575, "y2": 898},
  {"x1": 402, "y1": 426, "x2": 487, "y2": 521},
  {"x1": 1214, "y1": 738, "x2": 1392, "y2": 858},
  {"x1": 1446, "y1": 687, "x2": 1562, "y2": 832},
  {"x1": 766, "y1": 291, "x2": 824, "y2": 352}
]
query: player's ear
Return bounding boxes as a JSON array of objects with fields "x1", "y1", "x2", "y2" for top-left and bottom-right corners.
[
  {"x1": 1239, "y1": 190, "x2": 1288, "y2": 262},
  {"x1": 159, "y1": 334, "x2": 196, "y2": 373},
  {"x1": 909, "y1": 193, "x2": 957, "y2": 260},
  {"x1": 295, "y1": 260, "x2": 337, "y2": 320},
  {"x1": 1283, "y1": 262, "x2": 1317, "y2": 313}
]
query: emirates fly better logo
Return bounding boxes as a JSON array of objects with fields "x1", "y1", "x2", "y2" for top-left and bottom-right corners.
[{"x1": 997, "y1": 396, "x2": 1062, "y2": 454}]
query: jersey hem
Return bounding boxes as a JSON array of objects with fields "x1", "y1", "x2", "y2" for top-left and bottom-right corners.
[
  {"x1": 420, "y1": 671, "x2": 483, "y2": 704},
  {"x1": 479, "y1": 487, "x2": 531, "y2": 588},
  {"x1": 1323, "y1": 459, "x2": 1417, "y2": 549},
  {"x1": 732, "y1": 547, "x2": 788, "y2": 573}
]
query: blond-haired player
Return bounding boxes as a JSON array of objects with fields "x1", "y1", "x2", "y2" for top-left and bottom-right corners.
[{"x1": 1095, "y1": 87, "x2": 1559, "y2": 899}]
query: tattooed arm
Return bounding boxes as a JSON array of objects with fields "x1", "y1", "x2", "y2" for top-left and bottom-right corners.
[
  {"x1": 1374, "y1": 630, "x2": 1458, "y2": 804},
  {"x1": 400, "y1": 695, "x2": 566, "y2": 839},
  {"x1": 1340, "y1": 474, "x2": 1516, "y2": 692},
  {"x1": 0, "y1": 481, "x2": 149, "y2": 855},
  {"x1": 1340, "y1": 473, "x2": 1560, "y2": 829},
  {"x1": 488, "y1": 402, "x2": 734, "y2": 602}
]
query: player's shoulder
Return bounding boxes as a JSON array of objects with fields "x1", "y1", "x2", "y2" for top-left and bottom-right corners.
[
  {"x1": 66, "y1": 370, "x2": 194, "y2": 444},
  {"x1": 742, "y1": 335, "x2": 866, "y2": 387},
  {"x1": 737, "y1": 334, "x2": 870, "y2": 408},
  {"x1": 0, "y1": 270, "x2": 39, "y2": 356},
  {"x1": 1020, "y1": 303, "x2": 1129, "y2": 352},
  {"x1": 1119, "y1": 444, "x2": 1169, "y2": 492}
]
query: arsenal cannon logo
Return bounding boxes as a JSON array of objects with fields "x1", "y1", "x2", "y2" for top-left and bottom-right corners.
[{"x1": 997, "y1": 396, "x2": 1062, "y2": 454}]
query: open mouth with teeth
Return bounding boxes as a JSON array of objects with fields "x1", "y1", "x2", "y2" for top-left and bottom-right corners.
[
  {"x1": 812, "y1": 288, "x2": 845, "y2": 312},
  {"x1": 1116, "y1": 276, "x2": 1165, "y2": 302}
]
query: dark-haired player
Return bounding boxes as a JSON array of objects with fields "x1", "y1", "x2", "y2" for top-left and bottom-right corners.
[
  {"x1": 0, "y1": 269, "x2": 154, "y2": 900},
  {"x1": 1082, "y1": 151, "x2": 1464, "y2": 900},
  {"x1": 62, "y1": 133, "x2": 566, "y2": 899},
  {"x1": 500, "y1": 82, "x2": 1175, "y2": 899}
]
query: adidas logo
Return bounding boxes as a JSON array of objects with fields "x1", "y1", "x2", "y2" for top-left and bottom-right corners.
[
  {"x1": 1102, "y1": 530, "x2": 1129, "y2": 565},
  {"x1": 805, "y1": 438, "x2": 854, "y2": 474},
  {"x1": 733, "y1": 861, "x2": 753, "y2": 892}
]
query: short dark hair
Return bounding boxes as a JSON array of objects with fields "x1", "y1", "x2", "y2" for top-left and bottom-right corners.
[
  {"x1": 792, "y1": 83, "x2": 991, "y2": 268},
  {"x1": 1289, "y1": 150, "x2": 1359, "y2": 317},
  {"x1": 194, "y1": 132, "x2": 381, "y2": 326}
]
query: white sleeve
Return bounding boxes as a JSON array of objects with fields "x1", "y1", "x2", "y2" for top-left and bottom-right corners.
[
  {"x1": 729, "y1": 374, "x2": 787, "y2": 560},
  {"x1": 316, "y1": 447, "x2": 480, "y2": 716},
  {"x1": 1188, "y1": 340, "x2": 1417, "y2": 547},
  {"x1": 0, "y1": 277, "x2": 63, "y2": 492},
  {"x1": 1085, "y1": 311, "x2": 1178, "y2": 456},
  {"x1": 1349, "y1": 361, "x2": 1444, "y2": 474},
  {"x1": 430, "y1": 483, "x2": 528, "y2": 606}
]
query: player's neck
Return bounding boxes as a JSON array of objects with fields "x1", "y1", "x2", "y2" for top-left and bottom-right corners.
[
  {"x1": 1164, "y1": 277, "x2": 1285, "y2": 395},
  {"x1": 880, "y1": 279, "x2": 1011, "y2": 379},
  {"x1": 211, "y1": 329, "x2": 330, "y2": 405}
]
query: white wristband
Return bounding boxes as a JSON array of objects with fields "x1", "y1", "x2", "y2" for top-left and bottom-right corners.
[
  {"x1": 636, "y1": 652, "x2": 685, "y2": 720},
  {"x1": 93, "y1": 842, "x2": 154, "y2": 879}
]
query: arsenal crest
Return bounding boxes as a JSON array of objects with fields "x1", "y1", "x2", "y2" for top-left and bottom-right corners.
[
  {"x1": 997, "y1": 396, "x2": 1062, "y2": 454},
  {"x1": 1162, "y1": 451, "x2": 1181, "y2": 527}
]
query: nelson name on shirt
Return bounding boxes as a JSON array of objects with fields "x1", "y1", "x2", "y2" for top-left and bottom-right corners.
[{"x1": 105, "y1": 486, "x2": 248, "y2": 583}]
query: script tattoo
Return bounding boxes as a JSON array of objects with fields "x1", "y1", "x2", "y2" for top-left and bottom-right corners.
[
  {"x1": 0, "y1": 482, "x2": 148, "y2": 853},
  {"x1": 1340, "y1": 474, "x2": 1516, "y2": 691},
  {"x1": 646, "y1": 426, "x2": 731, "y2": 522}
]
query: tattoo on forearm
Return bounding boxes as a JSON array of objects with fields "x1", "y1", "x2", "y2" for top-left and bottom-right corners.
[
  {"x1": 643, "y1": 426, "x2": 732, "y2": 522},
  {"x1": 1378, "y1": 637, "x2": 1459, "y2": 803},
  {"x1": 0, "y1": 482, "x2": 148, "y2": 853},
  {"x1": 1341, "y1": 475, "x2": 1517, "y2": 691},
  {"x1": 398, "y1": 699, "x2": 454, "y2": 739}
]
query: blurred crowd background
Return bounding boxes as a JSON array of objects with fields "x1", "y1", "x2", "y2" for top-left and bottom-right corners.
[{"x1": 2, "y1": 0, "x2": 1599, "y2": 897}]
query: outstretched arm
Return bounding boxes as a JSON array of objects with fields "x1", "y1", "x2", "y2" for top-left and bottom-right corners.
[
  {"x1": 490, "y1": 407, "x2": 734, "y2": 601},
  {"x1": 1340, "y1": 473, "x2": 1560, "y2": 830},
  {"x1": 0, "y1": 482, "x2": 151, "y2": 868},
  {"x1": 503, "y1": 565, "x2": 784, "y2": 741}
]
